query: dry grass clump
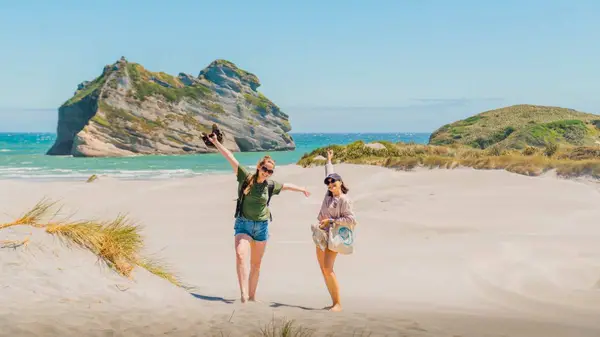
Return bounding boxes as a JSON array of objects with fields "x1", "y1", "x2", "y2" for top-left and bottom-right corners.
[
  {"x1": 250, "y1": 316, "x2": 373, "y2": 337},
  {"x1": 0, "y1": 198, "x2": 60, "y2": 229},
  {"x1": 554, "y1": 160, "x2": 600, "y2": 179},
  {"x1": 0, "y1": 198, "x2": 181, "y2": 286},
  {"x1": 212, "y1": 317, "x2": 371, "y2": 337},
  {"x1": 558, "y1": 146, "x2": 600, "y2": 160},
  {"x1": 255, "y1": 317, "x2": 315, "y2": 337},
  {"x1": 137, "y1": 257, "x2": 181, "y2": 287},
  {"x1": 45, "y1": 215, "x2": 143, "y2": 278},
  {"x1": 1, "y1": 236, "x2": 30, "y2": 249},
  {"x1": 297, "y1": 140, "x2": 600, "y2": 180}
]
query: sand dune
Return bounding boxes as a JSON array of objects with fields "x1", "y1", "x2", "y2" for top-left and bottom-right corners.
[{"x1": 1, "y1": 164, "x2": 600, "y2": 336}]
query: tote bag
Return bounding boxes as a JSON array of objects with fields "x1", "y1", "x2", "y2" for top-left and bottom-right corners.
[{"x1": 327, "y1": 222, "x2": 356, "y2": 255}]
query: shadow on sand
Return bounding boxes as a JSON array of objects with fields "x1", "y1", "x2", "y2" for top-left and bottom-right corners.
[
  {"x1": 269, "y1": 302, "x2": 322, "y2": 311},
  {"x1": 188, "y1": 292, "x2": 323, "y2": 311},
  {"x1": 190, "y1": 292, "x2": 236, "y2": 304}
]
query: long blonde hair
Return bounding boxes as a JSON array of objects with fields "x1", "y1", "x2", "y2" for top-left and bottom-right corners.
[{"x1": 243, "y1": 155, "x2": 275, "y2": 195}]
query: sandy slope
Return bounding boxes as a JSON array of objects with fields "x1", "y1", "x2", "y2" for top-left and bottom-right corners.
[{"x1": 1, "y1": 164, "x2": 600, "y2": 337}]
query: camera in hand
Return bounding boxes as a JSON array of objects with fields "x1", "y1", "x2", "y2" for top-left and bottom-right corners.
[{"x1": 201, "y1": 124, "x2": 224, "y2": 147}]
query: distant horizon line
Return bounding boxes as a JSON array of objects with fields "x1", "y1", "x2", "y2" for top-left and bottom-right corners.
[
  {"x1": 0, "y1": 131, "x2": 434, "y2": 134},
  {"x1": 0, "y1": 100, "x2": 507, "y2": 111}
]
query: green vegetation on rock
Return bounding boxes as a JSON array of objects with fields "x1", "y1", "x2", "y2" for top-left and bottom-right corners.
[
  {"x1": 280, "y1": 120, "x2": 292, "y2": 132},
  {"x1": 127, "y1": 63, "x2": 211, "y2": 103},
  {"x1": 212, "y1": 59, "x2": 260, "y2": 85},
  {"x1": 176, "y1": 113, "x2": 211, "y2": 134},
  {"x1": 96, "y1": 101, "x2": 164, "y2": 135},
  {"x1": 91, "y1": 114, "x2": 110, "y2": 128},
  {"x1": 429, "y1": 104, "x2": 600, "y2": 149},
  {"x1": 202, "y1": 101, "x2": 226, "y2": 114},
  {"x1": 63, "y1": 73, "x2": 106, "y2": 106},
  {"x1": 246, "y1": 118, "x2": 259, "y2": 126},
  {"x1": 244, "y1": 93, "x2": 273, "y2": 114}
]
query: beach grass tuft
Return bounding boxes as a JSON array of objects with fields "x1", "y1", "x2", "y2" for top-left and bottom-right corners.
[
  {"x1": 45, "y1": 215, "x2": 143, "y2": 277},
  {"x1": 0, "y1": 199, "x2": 181, "y2": 286},
  {"x1": 137, "y1": 257, "x2": 182, "y2": 286},
  {"x1": 1, "y1": 236, "x2": 30, "y2": 249},
  {"x1": 0, "y1": 197, "x2": 60, "y2": 229},
  {"x1": 256, "y1": 317, "x2": 314, "y2": 337}
]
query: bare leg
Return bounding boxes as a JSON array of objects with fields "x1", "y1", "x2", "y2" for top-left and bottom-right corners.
[
  {"x1": 315, "y1": 246, "x2": 331, "y2": 309},
  {"x1": 316, "y1": 246, "x2": 342, "y2": 311},
  {"x1": 248, "y1": 239, "x2": 268, "y2": 301},
  {"x1": 323, "y1": 248, "x2": 341, "y2": 311},
  {"x1": 235, "y1": 234, "x2": 252, "y2": 303}
]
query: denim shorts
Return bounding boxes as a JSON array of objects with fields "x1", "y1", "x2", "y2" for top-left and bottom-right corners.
[{"x1": 234, "y1": 217, "x2": 269, "y2": 241}]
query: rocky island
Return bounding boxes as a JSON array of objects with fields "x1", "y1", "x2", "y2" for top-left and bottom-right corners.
[{"x1": 47, "y1": 57, "x2": 294, "y2": 157}]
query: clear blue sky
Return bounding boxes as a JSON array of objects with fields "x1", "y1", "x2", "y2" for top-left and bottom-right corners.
[{"x1": 1, "y1": 0, "x2": 599, "y2": 132}]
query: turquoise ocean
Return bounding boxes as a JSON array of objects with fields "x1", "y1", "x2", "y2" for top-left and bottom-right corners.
[{"x1": 0, "y1": 132, "x2": 430, "y2": 180}]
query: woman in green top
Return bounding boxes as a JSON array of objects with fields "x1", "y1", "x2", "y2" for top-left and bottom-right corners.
[{"x1": 208, "y1": 133, "x2": 311, "y2": 303}]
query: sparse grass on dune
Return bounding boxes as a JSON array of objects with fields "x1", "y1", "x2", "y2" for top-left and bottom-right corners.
[
  {"x1": 0, "y1": 199, "x2": 181, "y2": 286},
  {"x1": 211, "y1": 317, "x2": 372, "y2": 337},
  {"x1": 137, "y1": 257, "x2": 182, "y2": 287},
  {"x1": 298, "y1": 140, "x2": 600, "y2": 179},
  {"x1": 1, "y1": 237, "x2": 30, "y2": 249},
  {"x1": 255, "y1": 317, "x2": 315, "y2": 337},
  {"x1": 45, "y1": 215, "x2": 142, "y2": 277},
  {"x1": 248, "y1": 316, "x2": 373, "y2": 337},
  {"x1": 0, "y1": 197, "x2": 61, "y2": 229}
]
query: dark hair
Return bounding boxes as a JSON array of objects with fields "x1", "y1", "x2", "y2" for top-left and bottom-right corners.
[{"x1": 328, "y1": 181, "x2": 349, "y2": 197}]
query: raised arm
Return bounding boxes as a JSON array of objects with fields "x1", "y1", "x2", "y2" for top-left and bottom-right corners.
[
  {"x1": 325, "y1": 149, "x2": 334, "y2": 177},
  {"x1": 208, "y1": 134, "x2": 239, "y2": 174}
]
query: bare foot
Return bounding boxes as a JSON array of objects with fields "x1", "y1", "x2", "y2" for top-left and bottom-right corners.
[
  {"x1": 240, "y1": 295, "x2": 248, "y2": 303},
  {"x1": 248, "y1": 298, "x2": 262, "y2": 303},
  {"x1": 328, "y1": 303, "x2": 342, "y2": 312}
]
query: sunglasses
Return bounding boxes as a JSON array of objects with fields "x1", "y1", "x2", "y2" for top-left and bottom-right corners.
[
  {"x1": 325, "y1": 178, "x2": 337, "y2": 185},
  {"x1": 260, "y1": 166, "x2": 274, "y2": 174}
]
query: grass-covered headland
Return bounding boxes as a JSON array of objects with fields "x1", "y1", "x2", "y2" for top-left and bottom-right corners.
[{"x1": 428, "y1": 104, "x2": 600, "y2": 149}]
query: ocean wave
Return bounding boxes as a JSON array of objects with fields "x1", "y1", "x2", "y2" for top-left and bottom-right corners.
[
  {"x1": 0, "y1": 166, "x2": 44, "y2": 171},
  {"x1": 0, "y1": 149, "x2": 11, "y2": 152},
  {"x1": 0, "y1": 167, "x2": 209, "y2": 181}
]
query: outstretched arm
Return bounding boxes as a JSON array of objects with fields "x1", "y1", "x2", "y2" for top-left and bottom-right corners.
[
  {"x1": 208, "y1": 134, "x2": 239, "y2": 174},
  {"x1": 282, "y1": 183, "x2": 310, "y2": 197}
]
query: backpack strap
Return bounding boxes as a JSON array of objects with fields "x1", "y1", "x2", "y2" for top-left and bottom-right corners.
[
  {"x1": 267, "y1": 180, "x2": 275, "y2": 222},
  {"x1": 266, "y1": 180, "x2": 275, "y2": 206},
  {"x1": 234, "y1": 179, "x2": 249, "y2": 219}
]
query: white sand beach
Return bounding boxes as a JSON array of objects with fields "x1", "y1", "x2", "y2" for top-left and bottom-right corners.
[{"x1": 2, "y1": 164, "x2": 600, "y2": 337}]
